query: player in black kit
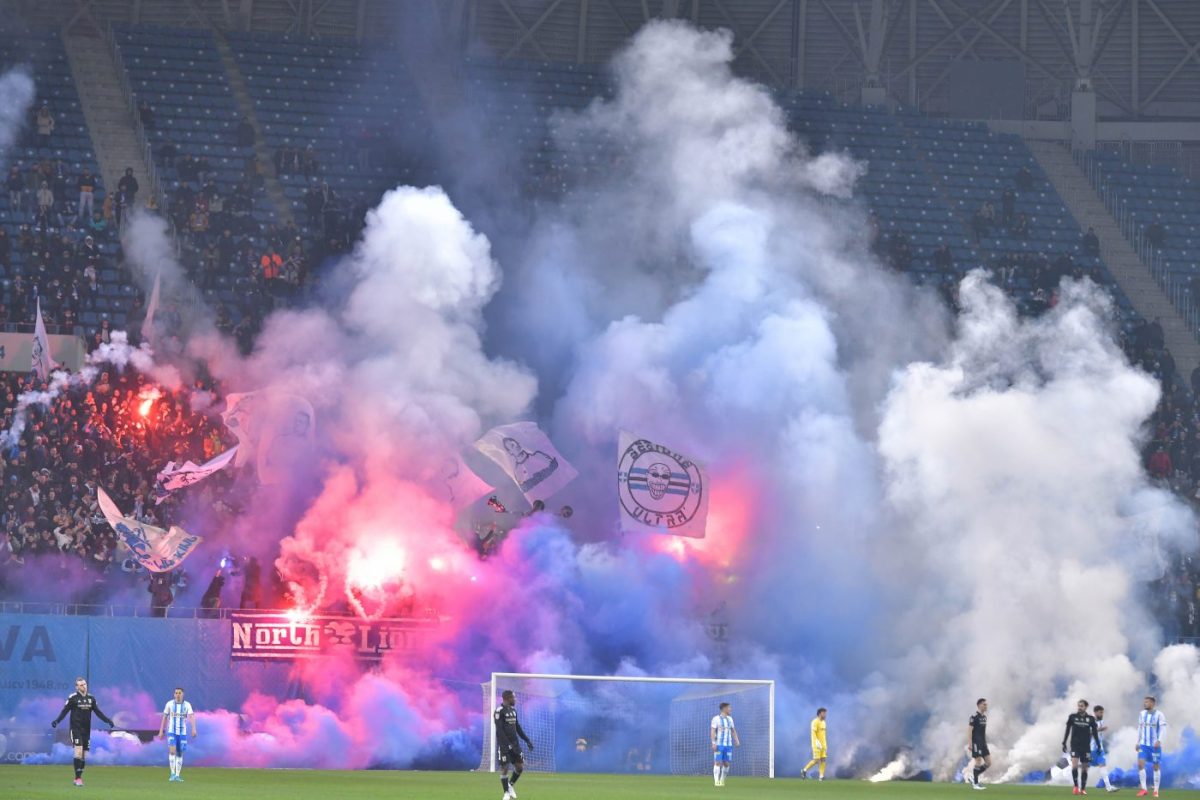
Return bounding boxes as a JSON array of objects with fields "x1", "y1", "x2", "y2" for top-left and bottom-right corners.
[
  {"x1": 1062, "y1": 699, "x2": 1102, "y2": 795},
  {"x1": 494, "y1": 689, "x2": 534, "y2": 800},
  {"x1": 967, "y1": 698, "x2": 990, "y2": 790},
  {"x1": 50, "y1": 677, "x2": 115, "y2": 786}
]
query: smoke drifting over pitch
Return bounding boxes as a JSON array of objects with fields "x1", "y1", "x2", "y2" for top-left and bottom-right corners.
[{"x1": 9, "y1": 21, "x2": 1200, "y2": 783}]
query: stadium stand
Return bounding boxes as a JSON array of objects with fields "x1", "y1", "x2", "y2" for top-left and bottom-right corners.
[{"x1": 0, "y1": 26, "x2": 1197, "y2": 637}]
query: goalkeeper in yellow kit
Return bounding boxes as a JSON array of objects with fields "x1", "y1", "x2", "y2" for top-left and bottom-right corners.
[{"x1": 801, "y1": 707, "x2": 828, "y2": 780}]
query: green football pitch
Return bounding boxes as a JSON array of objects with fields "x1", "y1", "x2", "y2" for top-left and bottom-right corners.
[{"x1": 1, "y1": 767, "x2": 1196, "y2": 799}]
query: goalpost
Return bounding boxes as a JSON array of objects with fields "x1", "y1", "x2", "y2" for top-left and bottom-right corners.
[{"x1": 480, "y1": 673, "x2": 774, "y2": 778}]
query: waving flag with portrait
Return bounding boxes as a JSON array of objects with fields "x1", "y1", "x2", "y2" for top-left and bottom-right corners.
[
  {"x1": 97, "y1": 487, "x2": 203, "y2": 572},
  {"x1": 617, "y1": 431, "x2": 709, "y2": 538},
  {"x1": 221, "y1": 391, "x2": 316, "y2": 485},
  {"x1": 472, "y1": 421, "x2": 578, "y2": 503}
]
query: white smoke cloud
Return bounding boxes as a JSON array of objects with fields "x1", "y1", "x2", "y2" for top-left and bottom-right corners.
[{"x1": 872, "y1": 273, "x2": 1196, "y2": 780}]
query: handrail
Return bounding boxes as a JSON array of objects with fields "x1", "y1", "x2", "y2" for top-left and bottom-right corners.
[
  {"x1": 0, "y1": 601, "x2": 242, "y2": 619},
  {"x1": 1077, "y1": 146, "x2": 1200, "y2": 335},
  {"x1": 0, "y1": 602, "x2": 440, "y2": 621}
]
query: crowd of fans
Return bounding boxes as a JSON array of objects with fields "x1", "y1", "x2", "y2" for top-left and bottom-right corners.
[
  {"x1": 0, "y1": 100, "x2": 325, "y2": 611},
  {"x1": 0, "y1": 366, "x2": 230, "y2": 595}
]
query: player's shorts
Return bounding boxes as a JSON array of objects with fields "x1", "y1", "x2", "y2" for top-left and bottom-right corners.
[
  {"x1": 1090, "y1": 748, "x2": 1106, "y2": 767},
  {"x1": 167, "y1": 733, "x2": 188, "y2": 753},
  {"x1": 812, "y1": 743, "x2": 827, "y2": 760},
  {"x1": 70, "y1": 729, "x2": 90, "y2": 751},
  {"x1": 971, "y1": 743, "x2": 990, "y2": 759},
  {"x1": 713, "y1": 745, "x2": 733, "y2": 763},
  {"x1": 1137, "y1": 745, "x2": 1162, "y2": 764},
  {"x1": 1070, "y1": 749, "x2": 1092, "y2": 764},
  {"x1": 497, "y1": 745, "x2": 524, "y2": 766}
]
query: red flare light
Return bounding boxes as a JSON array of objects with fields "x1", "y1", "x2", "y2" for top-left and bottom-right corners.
[{"x1": 137, "y1": 387, "x2": 162, "y2": 418}]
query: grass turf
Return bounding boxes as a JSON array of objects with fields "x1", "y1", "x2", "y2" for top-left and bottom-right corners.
[{"x1": 1, "y1": 766, "x2": 1196, "y2": 799}]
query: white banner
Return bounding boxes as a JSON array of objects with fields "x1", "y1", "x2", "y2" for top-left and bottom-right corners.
[
  {"x1": 473, "y1": 421, "x2": 577, "y2": 503},
  {"x1": 96, "y1": 487, "x2": 203, "y2": 572},
  {"x1": 617, "y1": 431, "x2": 709, "y2": 538},
  {"x1": 154, "y1": 445, "x2": 239, "y2": 504}
]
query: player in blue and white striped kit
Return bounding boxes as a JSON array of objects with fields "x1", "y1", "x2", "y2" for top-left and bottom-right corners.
[
  {"x1": 1135, "y1": 695, "x2": 1166, "y2": 798},
  {"x1": 710, "y1": 702, "x2": 740, "y2": 787},
  {"x1": 1091, "y1": 705, "x2": 1118, "y2": 793},
  {"x1": 157, "y1": 687, "x2": 197, "y2": 782}
]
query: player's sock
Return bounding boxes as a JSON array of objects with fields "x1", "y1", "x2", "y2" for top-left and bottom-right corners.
[
  {"x1": 501, "y1": 776, "x2": 510, "y2": 793},
  {"x1": 1140, "y1": 769, "x2": 1148, "y2": 791},
  {"x1": 713, "y1": 763, "x2": 721, "y2": 784},
  {"x1": 509, "y1": 770, "x2": 521, "y2": 785},
  {"x1": 818, "y1": 762, "x2": 825, "y2": 780},
  {"x1": 169, "y1": 753, "x2": 176, "y2": 774},
  {"x1": 73, "y1": 758, "x2": 83, "y2": 779},
  {"x1": 176, "y1": 753, "x2": 184, "y2": 776},
  {"x1": 1153, "y1": 770, "x2": 1160, "y2": 791},
  {"x1": 803, "y1": 759, "x2": 816, "y2": 775},
  {"x1": 1081, "y1": 767, "x2": 1089, "y2": 790},
  {"x1": 1073, "y1": 767, "x2": 1080, "y2": 787},
  {"x1": 973, "y1": 766, "x2": 984, "y2": 785}
]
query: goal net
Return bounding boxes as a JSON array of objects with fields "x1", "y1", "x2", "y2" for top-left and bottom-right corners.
[{"x1": 479, "y1": 673, "x2": 774, "y2": 777}]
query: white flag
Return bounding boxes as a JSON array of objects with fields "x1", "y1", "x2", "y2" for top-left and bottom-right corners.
[
  {"x1": 617, "y1": 431, "x2": 709, "y2": 538},
  {"x1": 141, "y1": 270, "x2": 161, "y2": 342},
  {"x1": 473, "y1": 421, "x2": 577, "y2": 503},
  {"x1": 154, "y1": 445, "x2": 239, "y2": 504},
  {"x1": 32, "y1": 297, "x2": 57, "y2": 380},
  {"x1": 96, "y1": 487, "x2": 203, "y2": 572}
]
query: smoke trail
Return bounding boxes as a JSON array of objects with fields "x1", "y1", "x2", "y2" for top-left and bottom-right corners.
[{"x1": 0, "y1": 67, "x2": 34, "y2": 157}]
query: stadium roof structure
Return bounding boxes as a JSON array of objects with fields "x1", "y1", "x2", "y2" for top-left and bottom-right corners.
[{"x1": 7, "y1": 0, "x2": 1199, "y2": 122}]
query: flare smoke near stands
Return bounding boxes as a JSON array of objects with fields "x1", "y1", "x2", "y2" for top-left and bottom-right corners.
[{"x1": 1, "y1": 0, "x2": 1200, "y2": 791}]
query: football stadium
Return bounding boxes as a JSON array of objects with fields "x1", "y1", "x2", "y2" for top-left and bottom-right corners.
[{"x1": 0, "y1": 0, "x2": 1199, "y2": 797}]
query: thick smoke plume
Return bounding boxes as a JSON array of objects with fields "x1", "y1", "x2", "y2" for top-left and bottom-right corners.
[{"x1": 870, "y1": 273, "x2": 1195, "y2": 781}]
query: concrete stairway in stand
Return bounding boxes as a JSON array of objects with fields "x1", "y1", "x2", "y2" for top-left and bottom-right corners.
[{"x1": 63, "y1": 32, "x2": 154, "y2": 212}]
